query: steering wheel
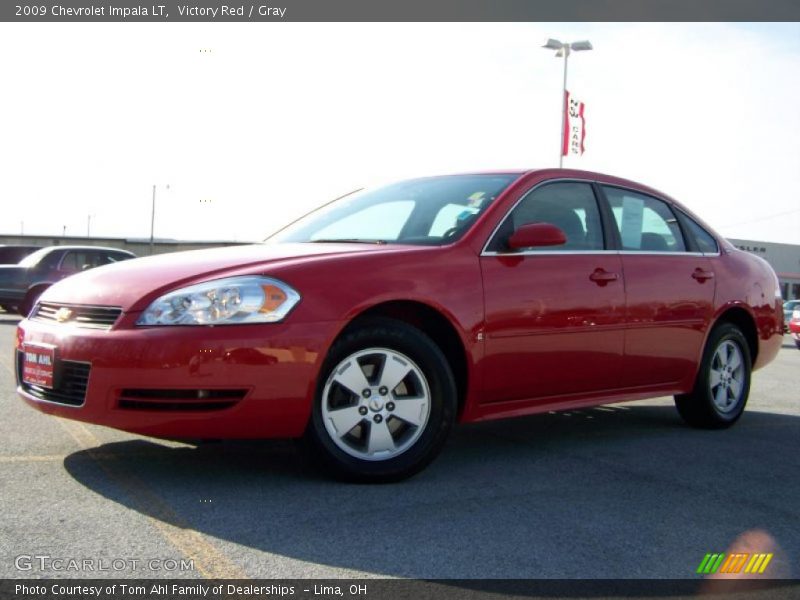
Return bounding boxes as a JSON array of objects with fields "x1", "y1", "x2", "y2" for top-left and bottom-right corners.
[{"x1": 442, "y1": 226, "x2": 460, "y2": 239}]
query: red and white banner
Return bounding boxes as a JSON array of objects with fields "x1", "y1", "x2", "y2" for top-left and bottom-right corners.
[{"x1": 562, "y1": 90, "x2": 586, "y2": 157}]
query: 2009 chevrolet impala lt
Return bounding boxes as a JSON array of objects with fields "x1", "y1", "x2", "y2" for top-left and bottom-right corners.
[{"x1": 16, "y1": 169, "x2": 783, "y2": 481}]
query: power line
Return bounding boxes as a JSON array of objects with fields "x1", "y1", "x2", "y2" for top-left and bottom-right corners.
[{"x1": 720, "y1": 207, "x2": 800, "y2": 229}]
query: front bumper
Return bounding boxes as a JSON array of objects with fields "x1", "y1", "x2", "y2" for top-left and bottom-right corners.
[{"x1": 16, "y1": 316, "x2": 341, "y2": 439}]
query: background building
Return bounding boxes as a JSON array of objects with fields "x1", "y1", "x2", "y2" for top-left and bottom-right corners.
[
  {"x1": 728, "y1": 239, "x2": 800, "y2": 301},
  {"x1": 0, "y1": 234, "x2": 246, "y2": 257}
]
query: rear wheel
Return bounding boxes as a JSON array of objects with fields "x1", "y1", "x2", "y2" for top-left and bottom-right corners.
[
  {"x1": 795, "y1": 339, "x2": 800, "y2": 350},
  {"x1": 304, "y1": 317, "x2": 457, "y2": 482},
  {"x1": 675, "y1": 323, "x2": 751, "y2": 428}
]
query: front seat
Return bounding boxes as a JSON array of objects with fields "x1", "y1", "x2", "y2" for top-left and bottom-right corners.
[{"x1": 523, "y1": 202, "x2": 587, "y2": 249}]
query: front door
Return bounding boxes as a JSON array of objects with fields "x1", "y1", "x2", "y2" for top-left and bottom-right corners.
[{"x1": 480, "y1": 181, "x2": 626, "y2": 404}]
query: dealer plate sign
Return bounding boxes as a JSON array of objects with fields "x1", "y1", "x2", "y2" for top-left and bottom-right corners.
[{"x1": 22, "y1": 343, "x2": 56, "y2": 389}]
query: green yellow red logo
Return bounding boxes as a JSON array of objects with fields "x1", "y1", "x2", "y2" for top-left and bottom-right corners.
[{"x1": 697, "y1": 552, "x2": 773, "y2": 575}]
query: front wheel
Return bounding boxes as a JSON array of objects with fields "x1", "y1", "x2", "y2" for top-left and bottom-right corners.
[
  {"x1": 675, "y1": 323, "x2": 752, "y2": 429},
  {"x1": 304, "y1": 318, "x2": 457, "y2": 482},
  {"x1": 19, "y1": 286, "x2": 48, "y2": 317}
]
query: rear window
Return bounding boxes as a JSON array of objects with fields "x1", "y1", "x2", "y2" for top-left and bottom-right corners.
[{"x1": 679, "y1": 211, "x2": 719, "y2": 254}]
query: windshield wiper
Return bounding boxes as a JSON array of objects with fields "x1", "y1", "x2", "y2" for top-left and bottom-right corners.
[{"x1": 309, "y1": 239, "x2": 387, "y2": 245}]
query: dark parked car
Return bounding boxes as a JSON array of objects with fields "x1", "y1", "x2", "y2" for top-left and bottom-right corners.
[
  {"x1": 0, "y1": 245, "x2": 42, "y2": 265},
  {"x1": 0, "y1": 246, "x2": 135, "y2": 315},
  {"x1": 16, "y1": 170, "x2": 783, "y2": 481},
  {"x1": 0, "y1": 246, "x2": 43, "y2": 312}
]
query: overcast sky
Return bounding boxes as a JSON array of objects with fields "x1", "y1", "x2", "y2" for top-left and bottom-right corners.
[{"x1": 1, "y1": 22, "x2": 798, "y2": 244}]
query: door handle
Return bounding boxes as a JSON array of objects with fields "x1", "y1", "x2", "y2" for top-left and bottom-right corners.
[
  {"x1": 691, "y1": 268, "x2": 714, "y2": 282},
  {"x1": 589, "y1": 268, "x2": 619, "y2": 286}
]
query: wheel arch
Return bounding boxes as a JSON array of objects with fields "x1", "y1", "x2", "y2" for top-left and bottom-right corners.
[
  {"x1": 20, "y1": 283, "x2": 52, "y2": 316},
  {"x1": 710, "y1": 305, "x2": 759, "y2": 366},
  {"x1": 338, "y1": 300, "x2": 471, "y2": 419}
]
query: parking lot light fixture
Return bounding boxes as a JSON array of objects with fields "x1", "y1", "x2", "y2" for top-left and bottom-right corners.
[{"x1": 542, "y1": 38, "x2": 593, "y2": 167}]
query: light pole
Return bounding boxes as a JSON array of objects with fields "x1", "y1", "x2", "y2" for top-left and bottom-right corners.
[
  {"x1": 150, "y1": 185, "x2": 156, "y2": 255},
  {"x1": 149, "y1": 184, "x2": 170, "y2": 255},
  {"x1": 542, "y1": 38, "x2": 592, "y2": 168}
]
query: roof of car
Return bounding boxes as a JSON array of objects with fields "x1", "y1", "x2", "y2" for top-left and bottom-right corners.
[
  {"x1": 38, "y1": 245, "x2": 135, "y2": 255},
  {"x1": 448, "y1": 168, "x2": 663, "y2": 191}
]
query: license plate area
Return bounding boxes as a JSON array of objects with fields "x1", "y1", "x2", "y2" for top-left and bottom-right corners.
[{"x1": 22, "y1": 343, "x2": 57, "y2": 389}]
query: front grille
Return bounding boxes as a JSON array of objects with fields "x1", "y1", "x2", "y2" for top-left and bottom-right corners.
[
  {"x1": 117, "y1": 388, "x2": 247, "y2": 412},
  {"x1": 17, "y1": 351, "x2": 90, "y2": 407},
  {"x1": 32, "y1": 302, "x2": 122, "y2": 330}
]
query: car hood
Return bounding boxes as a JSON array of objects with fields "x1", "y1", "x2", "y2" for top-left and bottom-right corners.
[{"x1": 39, "y1": 243, "x2": 402, "y2": 313}]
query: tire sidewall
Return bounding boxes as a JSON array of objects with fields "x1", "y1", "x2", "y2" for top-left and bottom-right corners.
[
  {"x1": 307, "y1": 318, "x2": 457, "y2": 481},
  {"x1": 699, "y1": 324, "x2": 752, "y2": 423},
  {"x1": 21, "y1": 285, "x2": 48, "y2": 317}
]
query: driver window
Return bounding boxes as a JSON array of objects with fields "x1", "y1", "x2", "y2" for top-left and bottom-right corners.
[
  {"x1": 488, "y1": 182, "x2": 604, "y2": 252},
  {"x1": 59, "y1": 252, "x2": 79, "y2": 272}
]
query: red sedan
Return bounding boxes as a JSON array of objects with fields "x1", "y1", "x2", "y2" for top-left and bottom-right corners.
[
  {"x1": 16, "y1": 169, "x2": 783, "y2": 481},
  {"x1": 789, "y1": 308, "x2": 800, "y2": 349}
]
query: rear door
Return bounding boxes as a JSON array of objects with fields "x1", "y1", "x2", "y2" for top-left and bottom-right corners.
[
  {"x1": 480, "y1": 180, "x2": 626, "y2": 404},
  {"x1": 600, "y1": 185, "x2": 716, "y2": 387}
]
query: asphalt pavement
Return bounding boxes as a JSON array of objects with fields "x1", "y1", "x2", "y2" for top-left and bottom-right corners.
[{"x1": 1, "y1": 311, "x2": 798, "y2": 580}]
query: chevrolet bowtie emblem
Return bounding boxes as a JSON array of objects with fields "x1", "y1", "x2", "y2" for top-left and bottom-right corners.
[{"x1": 55, "y1": 307, "x2": 73, "y2": 323}]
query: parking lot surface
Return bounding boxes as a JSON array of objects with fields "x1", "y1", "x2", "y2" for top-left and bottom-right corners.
[{"x1": 1, "y1": 311, "x2": 798, "y2": 580}]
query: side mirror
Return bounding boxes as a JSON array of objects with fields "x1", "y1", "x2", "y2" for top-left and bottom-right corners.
[{"x1": 507, "y1": 222, "x2": 567, "y2": 250}]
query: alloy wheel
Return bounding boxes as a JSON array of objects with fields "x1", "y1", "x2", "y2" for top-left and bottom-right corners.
[
  {"x1": 709, "y1": 340, "x2": 745, "y2": 413},
  {"x1": 321, "y1": 348, "x2": 431, "y2": 461}
]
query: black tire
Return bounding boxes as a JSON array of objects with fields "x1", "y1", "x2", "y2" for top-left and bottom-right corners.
[
  {"x1": 795, "y1": 339, "x2": 800, "y2": 350},
  {"x1": 19, "y1": 286, "x2": 47, "y2": 317},
  {"x1": 675, "y1": 323, "x2": 752, "y2": 429},
  {"x1": 303, "y1": 317, "x2": 457, "y2": 483}
]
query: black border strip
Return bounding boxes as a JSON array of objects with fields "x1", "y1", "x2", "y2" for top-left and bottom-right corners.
[
  {"x1": 4, "y1": 0, "x2": 800, "y2": 22},
  {"x1": 3, "y1": 579, "x2": 800, "y2": 600}
]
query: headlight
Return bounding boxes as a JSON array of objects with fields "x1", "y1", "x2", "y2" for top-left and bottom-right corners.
[{"x1": 137, "y1": 276, "x2": 300, "y2": 326}]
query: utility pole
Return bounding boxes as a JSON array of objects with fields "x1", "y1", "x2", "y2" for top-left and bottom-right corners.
[
  {"x1": 150, "y1": 184, "x2": 156, "y2": 255},
  {"x1": 149, "y1": 184, "x2": 170, "y2": 255}
]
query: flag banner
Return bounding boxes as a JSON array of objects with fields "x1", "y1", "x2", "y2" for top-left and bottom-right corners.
[{"x1": 562, "y1": 90, "x2": 586, "y2": 157}]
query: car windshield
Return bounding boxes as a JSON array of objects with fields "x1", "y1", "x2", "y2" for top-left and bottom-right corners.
[
  {"x1": 268, "y1": 174, "x2": 519, "y2": 245},
  {"x1": 18, "y1": 248, "x2": 52, "y2": 267}
]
